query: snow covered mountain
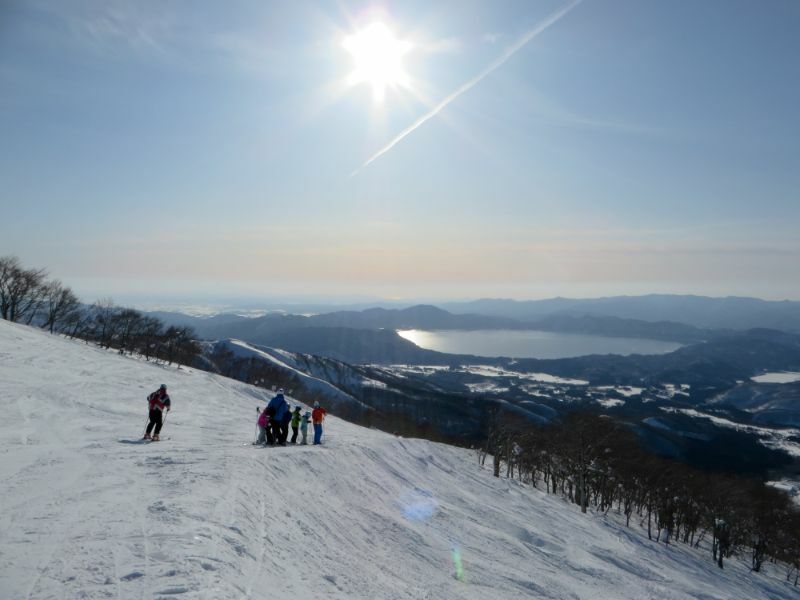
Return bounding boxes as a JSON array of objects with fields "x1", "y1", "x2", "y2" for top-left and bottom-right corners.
[{"x1": 1, "y1": 320, "x2": 795, "y2": 599}]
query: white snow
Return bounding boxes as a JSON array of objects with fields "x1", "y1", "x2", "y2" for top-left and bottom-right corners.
[
  {"x1": 385, "y1": 365, "x2": 451, "y2": 376},
  {"x1": 596, "y1": 398, "x2": 625, "y2": 408},
  {"x1": 461, "y1": 365, "x2": 589, "y2": 386},
  {"x1": 596, "y1": 385, "x2": 643, "y2": 397},
  {"x1": 383, "y1": 364, "x2": 590, "y2": 386},
  {"x1": 662, "y1": 384, "x2": 691, "y2": 398},
  {"x1": 465, "y1": 382, "x2": 510, "y2": 394},
  {"x1": 751, "y1": 371, "x2": 800, "y2": 384},
  {"x1": 643, "y1": 417, "x2": 673, "y2": 431},
  {"x1": 1, "y1": 319, "x2": 795, "y2": 599},
  {"x1": 360, "y1": 378, "x2": 388, "y2": 389},
  {"x1": 767, "y1": 479, "x2": 800, "y2": 503},
  {"x1": 520, "y1": 385, "x2": 554, "y2": 399}
]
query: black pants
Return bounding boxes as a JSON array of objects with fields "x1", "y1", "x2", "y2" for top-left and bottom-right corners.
[
  {"x1": 266, "y1": 424, "x2": 275, "y2": 445},
  {"x1": 291, "y1": 426, "x2": 299, "y2": 443},
  {"x1": 146, "y1": 408, "x2": 163, "y2": 435},
  {"x1": 270, "y1": 420, "x2": 282, "y2": 445}
]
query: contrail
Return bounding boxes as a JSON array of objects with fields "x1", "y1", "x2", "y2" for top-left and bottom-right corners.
[{"x1": 351, "y1": 0, "x2": 581, "y2": 176}]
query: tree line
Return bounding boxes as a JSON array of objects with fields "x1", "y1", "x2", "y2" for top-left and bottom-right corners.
[
  {"x1": 482, "y1": 410, "x2": 800, "y2": 583},
  {"x1": 0, "y1": 255, "x2": 200, "y2": 366}
]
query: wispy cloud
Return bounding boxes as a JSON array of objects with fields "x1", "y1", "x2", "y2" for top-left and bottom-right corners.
[
  {"x1": 211, "y1": 30, "x2": 283, "y2": 75},
  {"x1": 482, "y1": 32, "x2": 504, "y2": 44},
  {"x1": 29, "y1": 0, "x2": 175, "y2": 57},
  {"x1": 352, "y1": 0, "x2": 582, "y2": 176},
  {"x1": 74, "y1": 10, "x2": 165, "y2": 53},
  {"x1": 418, "y1": 36, "x2": 462, "y2": 54}
]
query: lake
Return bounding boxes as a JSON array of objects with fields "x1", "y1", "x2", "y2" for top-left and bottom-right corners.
[{"x1": 396, "y1": 329, "x2": 682, "y2": 359}]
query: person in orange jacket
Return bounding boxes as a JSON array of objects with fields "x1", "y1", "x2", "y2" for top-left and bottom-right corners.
[{"x1": 312, "y1": 401, "x2": 327, "y2": 445}]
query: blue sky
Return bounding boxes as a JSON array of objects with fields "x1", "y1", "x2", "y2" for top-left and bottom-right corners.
[{"x1": 1, "y1": 0, "x2": 799, "y2": 303}]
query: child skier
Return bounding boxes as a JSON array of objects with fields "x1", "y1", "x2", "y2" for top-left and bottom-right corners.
[
  {"x1": 256, "y1": 407, "x2": 270, "y2": 445},
  {"x1": 290, "y1": 406, "x2": 302, "y2": 443},
  {"x1": 300, "y1": 409, "x2": 311, "y2": 445},
  {"x1": 144, "y1": 384, "x2": 171, "y2": 441},
  {"x1": 312, "y1": 401, "x2": 327, "y2": 445}
]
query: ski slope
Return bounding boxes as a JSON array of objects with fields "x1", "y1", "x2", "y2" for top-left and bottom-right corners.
[{"x1": 0, "y1": 320, "x2": 794, "y2": 599}]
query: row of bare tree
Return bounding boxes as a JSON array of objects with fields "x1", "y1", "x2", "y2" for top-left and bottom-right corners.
[
  {"x1": 482, "y1": 410, "x2": 800, "y2": 582},
  {"x1": 0, "y1": 255, "x2": 201, "y2": 366},
  {"x1": 0, "y1": 255, "x2": 81, "y2": 332}
]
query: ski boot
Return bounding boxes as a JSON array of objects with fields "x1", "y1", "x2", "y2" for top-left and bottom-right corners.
[
  {"x1": 143, "y1": 433, "x2": 151, "y2": 440},
  {"x1": 152, "y1": 434, "x2": 160, "y2": 442}
]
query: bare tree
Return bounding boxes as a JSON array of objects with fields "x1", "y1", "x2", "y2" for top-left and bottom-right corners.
[
  {"x1": 161, "y1": 325, "x2": 200, "y2": 366},
  {"x1": 40, "y1": 280, "x2": 81, "y2": 333},
  {"x1": 0, "y1": 255, "x2": 20, "y2": 319},
  {"x1": 135, "y1": 316, "x2": 163, "y2": 361},
  {"x1": 0, "y1": 256, "x2": 47, "y2": 323},
  {"x1": 111, "y1": 308, "x2": 145, "y2": 354},
  {"x1": 91, "y1": 298, "x2": 119, "y2": 347},
  {"x1": 62, "y1": 306, "x2": 93, "y2": 340}
]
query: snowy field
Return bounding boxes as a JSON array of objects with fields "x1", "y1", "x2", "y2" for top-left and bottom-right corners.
[
  {"x1": 0, "y1": 320, "x2": 795, "y2": 599},
  {"x1": 752, "y1": 372, "x2": 800, "y2": 384}
]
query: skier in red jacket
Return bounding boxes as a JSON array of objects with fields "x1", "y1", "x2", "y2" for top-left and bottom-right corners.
[
  {"x1": 144, "y1": 384, "x2": 171, "y2": 441},
  {"x1": 312, "y1": 401, "x2": 327, "y2": 445}
]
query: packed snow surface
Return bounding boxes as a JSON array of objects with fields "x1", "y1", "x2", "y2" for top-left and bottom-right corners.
[{"x1": 0, "y1": 320, "x2": 794, "y2": 599}]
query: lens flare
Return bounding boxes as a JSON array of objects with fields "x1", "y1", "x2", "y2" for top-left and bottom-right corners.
[
  {"x1": 399, "y1": 488, "x2": 438, "y2": 522},
  {"x1": 452, "y1": 546, "x2": 465, "y2": 582}
]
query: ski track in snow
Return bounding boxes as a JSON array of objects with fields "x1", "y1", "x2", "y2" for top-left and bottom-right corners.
[{"x1": 0, "y1": 320, "x2": 796, "y2": 599}]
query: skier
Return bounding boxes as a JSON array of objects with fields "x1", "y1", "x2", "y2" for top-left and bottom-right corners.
[
  {"x1": 256, "y1": 407, "x2": 269, "y2": 445},
  {"x1": 312, "y1": 401, "x2": 327, "y2": 445},
  {"x1": 300, "y1": 409, "x2": 311, "y2": 445},
  {"x1": 267, "y1": 388, "x2": 289, "y2": 446},
  {"x1": 290, "y1": 406, "x2": 302, "y2": 444},
  {"x1": 144, "y1": 384, "x2": 171, "y2": 441}
]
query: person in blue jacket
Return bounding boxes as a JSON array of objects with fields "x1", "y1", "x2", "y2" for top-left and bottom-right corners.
[{"x1": 267, "y1": 388, "x2": 289, "y2": 446}]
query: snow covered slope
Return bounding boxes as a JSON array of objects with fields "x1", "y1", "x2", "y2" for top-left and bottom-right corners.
[
  {"x1": 208, "y1": 338, "x2": 365, "y2": 407},
  {"x1": 0, "y1": 320, "x2": 794, "y2": 599}
]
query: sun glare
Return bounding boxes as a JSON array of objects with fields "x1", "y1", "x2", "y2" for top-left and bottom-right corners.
[{"x1": 342, "y1": 21, "x2": 412, "y2": 103}]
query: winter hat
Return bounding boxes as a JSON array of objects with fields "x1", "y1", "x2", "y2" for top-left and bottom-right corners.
[
  {"x1": 313, "y1": 401, "x2": 320, "y2": 408},
  {"x1": 278, "y1": 388, "x2": 285, "y2": 393},
  {"x1": 160, "y1": 384, "x2": 167, "y2": 390}
]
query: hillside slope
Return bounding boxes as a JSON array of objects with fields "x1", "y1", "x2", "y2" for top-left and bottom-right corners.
[{"x1": 0, "y1": 320, "x2": 794, "y2": 599}]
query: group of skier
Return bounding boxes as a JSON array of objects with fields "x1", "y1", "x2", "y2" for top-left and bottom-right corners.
[
  {"x1": 142, "y1": 384, "x2": 327, "y2": 446},
  {"x1": 256, "y1": 388, "x2": 327, "y2": 446}
]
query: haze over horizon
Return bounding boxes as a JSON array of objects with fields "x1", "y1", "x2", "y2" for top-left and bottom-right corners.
[{"x1": 2, "y1": 1, "x2": 799, "y2": 302}]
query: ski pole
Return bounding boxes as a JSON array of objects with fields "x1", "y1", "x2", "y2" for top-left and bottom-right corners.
[
  {"x1": 161, "y1": 410, "x2": 169, "y2": 436},
  {"x1": 255, "y1": 407, "x2": 259, "y2": 444}
]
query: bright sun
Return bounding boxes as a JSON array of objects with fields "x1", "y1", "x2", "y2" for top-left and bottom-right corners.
[{"x1": 342, "y1": 22, "x2": 412, "y2": 103}]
